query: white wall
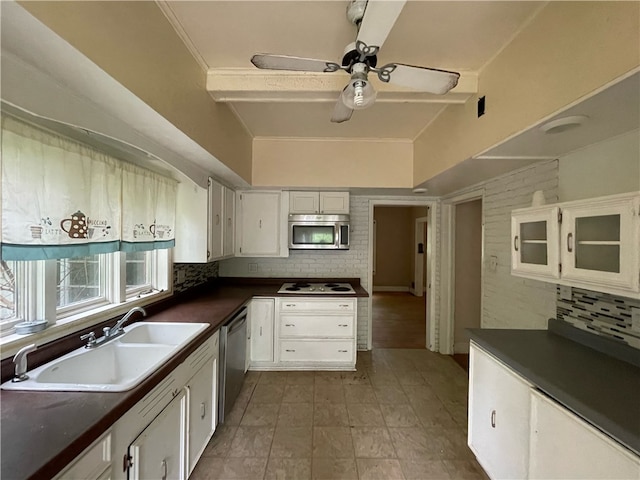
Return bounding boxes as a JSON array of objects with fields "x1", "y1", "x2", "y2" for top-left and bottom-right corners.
[
  {"x1": 558, "y1": 129, "x2": 640, "y2": 202},
  {"x1": 481, "y1": 160, "x2": 559, "y2": 329}
]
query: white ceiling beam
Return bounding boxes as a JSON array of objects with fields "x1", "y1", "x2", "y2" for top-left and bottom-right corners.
[{"x1": 206, "y1": 68, "x2": 477, "y2": 104}]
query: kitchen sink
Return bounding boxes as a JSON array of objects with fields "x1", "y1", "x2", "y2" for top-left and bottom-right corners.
[{"x1": 1, "y1": 322, "x2": 209, "y2": 392}]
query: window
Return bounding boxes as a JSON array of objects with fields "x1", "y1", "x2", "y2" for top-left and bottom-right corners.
[
  {"x1": 0, "y1": 261, "x2": 18, "y2": 323},
  {"x1": 57, "y1": 254, "x2": 106, "y2": 311},
  {"x1": 125, "y1": 251, "x2": 153, "y2": 297}
]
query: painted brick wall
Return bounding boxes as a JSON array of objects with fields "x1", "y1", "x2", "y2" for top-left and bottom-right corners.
[
  {"x1": 219, "y1": 195, "x2": 440, "y2": 350},
  {"x1": 481, "y1": 160, "x2": 559, "y2": 329}
]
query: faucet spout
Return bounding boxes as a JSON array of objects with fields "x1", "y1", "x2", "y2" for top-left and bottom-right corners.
[
  {"x1": 12, "y1": 344, "x2": 37, "y2": 382},
  {"x1": 108, "y1": 306, "x2": 147, "y2": 337}
]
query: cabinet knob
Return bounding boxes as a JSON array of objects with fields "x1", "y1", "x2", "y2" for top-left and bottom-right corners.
[{"x1": 491, "y1": 410, "x2": 496, "y2": 428}]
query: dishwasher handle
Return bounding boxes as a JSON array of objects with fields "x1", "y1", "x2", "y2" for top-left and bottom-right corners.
[{"x1": 226, "y1": 307, "x2": 248, "y2": 334}]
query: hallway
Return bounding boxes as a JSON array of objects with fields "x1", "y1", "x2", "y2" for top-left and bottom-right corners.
[{"x1": 372, "y1": 292, "x2": 426, "y2": 349}]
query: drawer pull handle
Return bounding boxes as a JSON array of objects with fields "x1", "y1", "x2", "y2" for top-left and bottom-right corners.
[
  {"x1": 285, "y1": 324, "x2": 295, "y2": 327},
  {"x1": 338, "y1": 324, "x2": 349, "y2": 327},
  {"x1": 339, "y1": 304, "x2": 349, "y2": 308},
  {"x1": 338, "y1": 349, "x2": 348, "y2": 353},
  {"x1": 490, "y1": 410, "x2": 496, "y2": 428},
  {"x1": 200, "y1": 401, "x2": 206, "y2": 420},
  {"x1": 285, "y1": 304, "x2": 296, "y2": 307},
  {"x1": 567, "y1": 232, "x2": 574, "y2": 253},
  {"x1": 285, "y1": 349, "x2": 296, "y2": 352},
  {"x1": 514, "y1": 235, "x2": 519, "y2": 252},
  {"x1": 161, "y1": 459, "x2": 168, "y2": 480}
]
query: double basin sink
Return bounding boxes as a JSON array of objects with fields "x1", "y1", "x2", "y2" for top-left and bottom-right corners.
[{"x1": 1, "y1": 322, "x2": 209, "y2": 392}]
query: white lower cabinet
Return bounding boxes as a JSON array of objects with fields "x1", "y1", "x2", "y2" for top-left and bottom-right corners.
[
  {"x1": 529, "y1": 390, "x2": 640, "y2": 480},
  {"x1": 468, "y1": 343, "x2": 532, "y2": 480},
  {"x1": 128, "y1": 390, "x2": 187, "y2": 480},
  {"x1": 54, "y1": 430, "x2": 112, "y2": 480},
  {"x1": 249, "y1": 298, "x2": 275, "y2": 367}
]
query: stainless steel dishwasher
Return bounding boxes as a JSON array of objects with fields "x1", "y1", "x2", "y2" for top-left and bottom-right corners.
[{"x1": 218, "y1": 306, "x2": 248, "y2": 424}]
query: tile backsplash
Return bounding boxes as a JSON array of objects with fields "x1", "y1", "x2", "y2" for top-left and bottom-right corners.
[
  {"x1": 557, "y1": 286, "x2": 640, "y2": 349},
  {"x1": 173, "y1": 262, "x2": 219, "y2": 293}
]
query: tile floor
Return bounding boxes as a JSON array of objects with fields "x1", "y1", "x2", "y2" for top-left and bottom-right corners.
[{"x1": 192, "y1": 349, "x2": 487, "y2": 480}]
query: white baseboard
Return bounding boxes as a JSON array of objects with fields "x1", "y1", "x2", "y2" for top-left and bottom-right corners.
[
  {"x1": 454, "y1": 341, "x2": 470, "y2": 354},
  {"x1": 373, "y1": 286, "x2": 410, "y2": 292}
]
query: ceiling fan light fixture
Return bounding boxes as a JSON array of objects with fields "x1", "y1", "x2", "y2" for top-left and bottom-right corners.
[
  {"x1": 539, "y1": 115, "x2": 589, "y2": 134},
  {"x1": 341, "y1": 78, "x2": 376, "y2": 110}
]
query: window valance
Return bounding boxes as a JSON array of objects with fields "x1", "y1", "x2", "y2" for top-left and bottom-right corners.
[{"x1": 1, "y1": 115, "x2": 177, "y2": 261}]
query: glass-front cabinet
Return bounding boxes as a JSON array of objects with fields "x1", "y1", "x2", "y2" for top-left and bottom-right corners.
[
  {"x1": 511, "y1": 206, "x2": 560, "y2": 279},
  {"x1": 560, "y1": 195, "x2": 640, "y2": 293}
]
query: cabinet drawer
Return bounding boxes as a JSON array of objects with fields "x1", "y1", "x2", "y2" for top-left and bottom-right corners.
[
  {"x1": 278, "y1": 299, "x2": 355, "y2": 312},
  {"x1": 279, "y1": 315, "x2": 354, "y2": 337},
  {"x1": 185, "y1": 332, "x2": 218, "y2": 375},
  {"x1": 55, "y1": 430, "x2": 111, "y2": 480},
  {"x1": 279, "y1": 340, "x2": 354, "y2": 362}
]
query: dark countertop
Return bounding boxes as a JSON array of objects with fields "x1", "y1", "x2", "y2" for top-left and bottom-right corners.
[
  {"x1": 469, "y1": 326, "x2": 640, "y2": 456},
  {"x1": 1, "y1": 279, "x2": 369, "y2": 480}
]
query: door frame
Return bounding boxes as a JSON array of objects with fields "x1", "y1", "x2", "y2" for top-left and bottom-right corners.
[
  {"x1": 439, "y1": 189, "x2": 485, "y2": 354},
  {"x1": 412, "y1": 216, "x2": 429, "y2": 297},
  {"x1": 367, "y1": 199, "x2": 438, "y2": 351}
]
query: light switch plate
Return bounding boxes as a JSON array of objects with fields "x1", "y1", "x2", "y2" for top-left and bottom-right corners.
[
  {"x1": 177, "y1": 269, "x2": 186, "y2": 284},
  {"x1": 559, "y1": 285, "x2": 572, "y2": 301},
  {"x1": 631, "y1": 308, "x2": 640, "y2": 332}
]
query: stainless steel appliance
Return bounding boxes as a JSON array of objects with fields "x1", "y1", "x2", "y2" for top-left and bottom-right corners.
[
  {"x1": 219, "y1": 306, "x2": 247, "y2": 424},
  {"x1": 288, "y1": 214, "x2": 350, "y2": 250},
  {"x1": 277, "y1": 282, "x2": 356, "y2": 294}
]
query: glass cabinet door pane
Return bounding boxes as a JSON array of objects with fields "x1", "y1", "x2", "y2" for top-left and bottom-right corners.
[
  {"x1": 519, "y1": 221, "x2": 548, "y2": 265},
  {"x1": 575, "y1": 215, "x2": 620, "y2": 242},
  {"x1": 521, "y1": 243, "x2": 548, "y2": 265},
  {"x1": 575, "y1": 245, "x2": 620, "y2": 272},
  {"x1": 520, "y1": 221, "x2": 547, "y2": 241}
]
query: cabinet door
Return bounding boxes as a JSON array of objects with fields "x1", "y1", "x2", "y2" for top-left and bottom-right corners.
[
  {"x1": 468, "y1": 343, "x2": 531, "y2": 480},
  {"x1": 209, "y1": 179, "x2": 225, "y2": 260},
  {"x1": 320, "y1": 192, "x2": 349, "y2": 214},
  {"x1": 237, "y1": 192, "x2": 281, "y2": 256},
  {"x1": 530, "y1": 390, "x2": 640, "y2": 479},
  {"x1": 290, "y1": 191, "x2": 319, "y2": 214},
  {"x1": 560, "y1": 195, "x2": 640, "y2": 292},
  {"x1": 223, "y1": 187, "x2": 235, "y2": 257},
  {"x1": 249, "y1": 298, "x2": 275, "y2": 363},
  {"x1": 511, "y1": 207, "x2": 560, "y2": 279},
  {"x1": 173, "y1": 181, "x2": 209, "y2": 263},
  {"x1": 129, "y1": 390, "x2": 187, "y2": 480},
  {"x1": 187, "y1": 358, "x2": 216, "y2": 475},
  {"x1": 54, "y1": 431, "x2": 111, "y2": 480}
]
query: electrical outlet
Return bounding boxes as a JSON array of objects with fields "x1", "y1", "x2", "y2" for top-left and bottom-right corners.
[
  {"x1": 632, "y1": 308, "x2": 640, "y2": 332},
  {"x1": 559, "y1": 285, "x2": 572, "y2": 301},
  {"x1": 177, "y1": 269, "x2": 186, "y2": 284},
  {"x1": 248, "y1": 263, "x2": 258, "y2": 273}
]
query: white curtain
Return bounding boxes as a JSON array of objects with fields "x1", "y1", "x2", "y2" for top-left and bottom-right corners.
[{"x1": 1, "y1": 115, "x2": 176, "y2": 260}]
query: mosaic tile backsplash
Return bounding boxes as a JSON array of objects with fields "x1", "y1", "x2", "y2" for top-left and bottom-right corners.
[
  {"x1": 557, "y1": 286, "x2": 640, "y2": 350},
  {"x1": 173, "y1": 262, "x2": 219, "y2": 293}
]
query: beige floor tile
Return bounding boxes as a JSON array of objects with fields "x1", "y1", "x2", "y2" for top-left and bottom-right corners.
[
  {"x1": 314, "y1": 403, "x2": 350, "y2": 426},
  {"x1": 351, "y1": 427, "x2": 397, "y2": 459},
  {"x1": 228, "y1": 426, "x2": 274, "y2": 458},
  {"x1": 265, "y1": 457, "x2": 312, "y2": 480},
  {"x1": 403, "y1": 385, "x2": 439, "y2": 403},
  {"x1": 313, "y1": 426, "x2": 355, "y2": 458},
  {"x1": 244, "y1": 370, "x2": 261, "y2": 386},
  {"x1": 278, "y1": 403, "x2": 313, "y2": 427},
  {"x1": 440, "y1": 427, "x2": 475, "y2": 460},
  {"x1": 373, "y1": 385, "x2": 409, "y2": 404},
  {"x1": 367, "y1": 371, "x2": 400, "y2": 386},
  {"x1": 270, "y1": 425, "x2": 313, "y2": 458},
  {"x1": 218, "y1": 457, "x2": 269, "y2": 479},
  {"x1": 442, "y1": 459, "x2": 487, "y2": 479},
  {"x1": 344, "y1": 385, "x2": 377, "y2": 404},
  {"x1": 388, "y1": 427, "x2": 446, "y2": 460},
  {"x1": 286, "y1": 371, "x2": 315, "y2": 385},
  {"x1": 412, "y1": 400, "x2": 458, "y2": 428},
  {"x1": 314, "y1": 384, "x2": 345, "y2": 403},
  {"x1": 240, "y1": 402, "x2": 280, "y2": 427},
  {"x1": 258, "y1": 371, "x2": 289, "y2": 385},
  {"x1": 395, "y1": 370, "x2": 426, "y2": 386},
  {"x1": 311, "y1": 458, "x2": 358, "y2": 480},
  {"x1": 341, "y1": 371, "x2": 371, "y2": 385},
  {"x1": 282, "y1": 384, "x2": 314, "y2": 403},
  {"x1": 251, "y1": 383, "x2": 285, "y2": 404},
  {"x1": 347, "y1": 403, "x2": 385, "y2": 427},
  {"x1": 379, "y1": 403, "x2": 421, "y2": 428},
  {"x1": 224, "y1": 400, "x2": 248, "y2": 426},
  {"x1": 190, "y1": 455, "x2": 224, "y2": 480},
  {"x1": 399, "y1": 459, "x2": 452, "y2": 480},
  {"x1": 202, "y1": 425, "x2": 238, "y2": 457},
  {"x1": 357, "y1": 458, "x2": 406, "y2": 480},
  {"x1": 315, "y1": 371, "x2": 345, "y2": 384}
]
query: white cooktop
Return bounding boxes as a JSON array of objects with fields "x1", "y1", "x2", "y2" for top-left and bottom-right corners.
[{"x1": 277, "y1": 282, "x2": 355, "y2": 294}]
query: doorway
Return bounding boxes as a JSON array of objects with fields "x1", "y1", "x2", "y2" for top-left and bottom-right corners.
[{"x1": 367, "y1": 201, "x2": 436, "y2": 350}]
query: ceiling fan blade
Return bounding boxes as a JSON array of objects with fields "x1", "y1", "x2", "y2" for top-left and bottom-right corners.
[
  {"x1": 331, "y1": 91, "x2": 354, "y2": 123},
  {"x1": 356, "y1": 0, "x2": 407, "y2": 51},
  {"x1": 377, "y1": 63, "x2": 460, "y2": 94},
  {"x1": 251, "y1": 54, "x2": 341, "y2": 73}
]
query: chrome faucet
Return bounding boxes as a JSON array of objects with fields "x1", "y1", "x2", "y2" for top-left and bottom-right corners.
[
  {"x1": 103, "y1": 307, "x2": 147, "y2": 340},
  {"x1": 12, "y1": 344, "x2": 36, "y2": 382}
]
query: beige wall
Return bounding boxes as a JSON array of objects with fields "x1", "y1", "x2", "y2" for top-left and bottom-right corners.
[
  {"x1": 373, "y1": 207, "x2": 414, "y2": 288},
  {"x1": 454, "y1": 199, "x2": 482, "y2": 353},
  {"x1": 19, "y1": 1, "x2": 253, "y2": 183},
  {"x1": 252, "y1": 138, "x2": 413, "y2": 188},
  {"x1": 559, "y1": 129, "x2": 640, "y2": 202},
  {"x1": 414, "y1": 2, "x2": 640, "y2": 185}
]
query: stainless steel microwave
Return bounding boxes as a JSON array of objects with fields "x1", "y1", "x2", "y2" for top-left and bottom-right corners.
[{"x1": 288, "y1": 214, "x2": 350, "y2": 250}]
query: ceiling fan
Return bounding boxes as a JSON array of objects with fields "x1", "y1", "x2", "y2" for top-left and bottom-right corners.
[{"x1": 251, "y1": 0, "x2": 460, "y2": 123}]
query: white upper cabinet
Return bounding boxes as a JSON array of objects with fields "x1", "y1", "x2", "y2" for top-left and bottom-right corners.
[
  {"x1": 510, "y1": 191, "x2": 640, "y2": 298},
  {"x1": 289, "y1": 191, "x2": 349, "y2": 214},
  {"x1": 174, "y1": 178, "x2": 235, "y2": 263},
  {"x1": 511, "y1": 206, "x2": 560, "y2": 279},
  {"x1": 236, "y1": 191, "x2": 289, "y2": 257}
]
